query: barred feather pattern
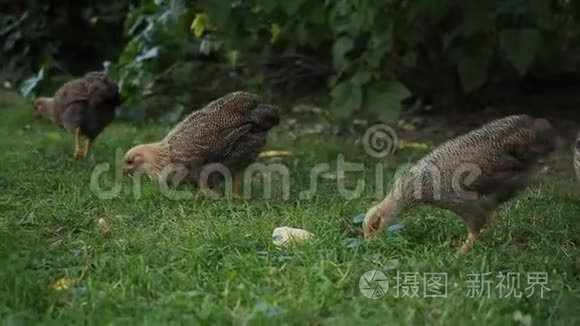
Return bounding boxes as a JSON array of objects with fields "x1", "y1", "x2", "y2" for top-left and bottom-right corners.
[
  {"x1": 162, "y1": 91, "x2": 280, "y2": 178},
  {"x1": 365, "y1": 114, "x2": 556, "y2": 240},
  {"x1": 395, "y1": 115, "x2": 555, "y2": 211}
]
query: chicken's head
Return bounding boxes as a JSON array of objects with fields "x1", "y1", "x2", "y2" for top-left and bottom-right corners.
[
  {"x1": 123, "y1": 143, "x2": 168, "y2": 180},
  {"x1": 362, "y1": 205, "x2": 384, "y2": 240},
  {"x1": 33, "y1": 97, "x2": 54, "y2": 118}
]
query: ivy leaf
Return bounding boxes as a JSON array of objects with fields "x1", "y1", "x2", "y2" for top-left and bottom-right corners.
[
  {"x1": 270, "y1": 23, "x2": 281, "y2": 44},
  {"x1": 364, "y1": 80, "x2": 411, "y2": 123},
  {"x1": 332, "y1": 37, "x2": 354, "y2": 70},
  {"x1": 190, "y1": 13, "x2": 210, "y2": 38},
  {"x1": 136, "y1": 47, "x2": 159, "y2": 62},
  {"x1": 20, "y1": 68, "x2": 45, "y2": 97},
  {"x1": 455, "y1": 46, "x2": 492, "y2": 92},
  {"x1": 457, "y1": 56, "x2": 488, "y2": 92},
  {"x1": 200, "y1": 40, "x2": 211, "y2": 55},
  {"x1": 330, "y1": 79, "x2": 362, "y2": 120},
  {"x1": 352, "y1": 69, "x2": 371, "y2": 86},
  {"x1": 227, "y1": 50, "x2": 239, "y2": 68},
  {"x1": 499, "y1": 28, "x2": 541, "y2": 75}
]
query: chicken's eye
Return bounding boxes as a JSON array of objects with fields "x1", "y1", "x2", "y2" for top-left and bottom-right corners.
[{"x1": 126, "y1": 159, "x2": 134, "y2": 165}]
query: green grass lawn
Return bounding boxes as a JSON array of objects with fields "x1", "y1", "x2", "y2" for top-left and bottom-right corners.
[{"x1": 0, "y1": 91, "x2": 579, "y2": 325}]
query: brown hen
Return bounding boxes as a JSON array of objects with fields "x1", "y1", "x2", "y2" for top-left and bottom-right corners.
[
  {"x1": 123, "y1": 91, "x2": 279, "y2": 197},
  {"x1": 34, "y1": 71, "x2": 121, "y2": 159},
  {"x1": 363, "y1": 115, "x2": 556, "y2": 252}
]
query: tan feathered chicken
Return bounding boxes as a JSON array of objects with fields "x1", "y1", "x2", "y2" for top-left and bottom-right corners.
[
  {"x1": 364, "y1": 115, "x2": 555, "y2": 253},
  {"x1": 34, "y1": 71, "x2": 121, "y2": 159},
  {"x1": 123, "y1": 91, "x2": 279, "y2": 196}
]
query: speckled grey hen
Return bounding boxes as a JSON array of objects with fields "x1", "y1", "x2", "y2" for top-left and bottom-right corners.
[
  {"x1": 34, "y1": 71, "x2": 121, "y2": 159},
  {"x1": 123, "y1": 91, "x2": 280, "y2": 197},
  {"x1": 363, "y1": 115, "x2": 556, "y2": 253}
]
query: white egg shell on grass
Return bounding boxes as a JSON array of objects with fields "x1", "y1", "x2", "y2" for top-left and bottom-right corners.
[{"x1": 272, "y1": 227, "x2": 314, "y2": 247}]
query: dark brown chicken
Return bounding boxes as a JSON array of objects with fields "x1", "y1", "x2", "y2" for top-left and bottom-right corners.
[
  {"x1": 363, "y1": 115, "x2": 555, "y2": 252},
  {"x1": 34, "y1": 71, "x2": 121, "y2": 159},
  {"x1": 122, "y1": 91, "x2": 280, "y2": 197}
]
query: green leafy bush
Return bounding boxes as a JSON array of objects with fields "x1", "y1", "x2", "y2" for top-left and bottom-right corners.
[
  {"x1": 186, "y1": 0, "x2": 580, "y2": 121},
  {"x1": 1, "y1": 1, "x2": 129, "y2": 82},
  {"x1": 5, "y1": 0, "x2": 580, "y2": 123}
]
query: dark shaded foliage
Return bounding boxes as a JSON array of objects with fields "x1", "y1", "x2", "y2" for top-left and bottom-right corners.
[{"x1": 4, "y1": 0, "x2": 580, "y2": 123}]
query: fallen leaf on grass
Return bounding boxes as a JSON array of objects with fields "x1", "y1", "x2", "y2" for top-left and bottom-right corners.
[
  {"x1": 343, "y1": 238, "x2": 362, "y2": 249},
  {"x1": 398, "y1": 119, "x2": 417, "y2": 132},
  {"x1": 184, "y1": 290, "x2": 204, "y2": 297},
  {"x1": 97, "y1": 218, "x2": 111, "y2": 233},
  {"x1": 258, "y1": 150, "x2": 293, "y2": 158},
  {"x1": 399, "y1": 140, "x2": 429, "y2": 150},
  {"x1": 387, "y1": 224, "x2": 405, "y2": 233},
  {"x1": 272, "y1": 227, "x2": 313, "y2": 247},
  {"x1": 253, "y1": 301, "x2": 287, "y2": 318},
  {"x1": 352, "y1": 214, "x2": 365, "y2": 224},
  {"x1": 50, "y1": 277, "x2": 74, "y2": 290},
  {"x1": 352, "y1": 213, "x2": 405, "y2": 233}
]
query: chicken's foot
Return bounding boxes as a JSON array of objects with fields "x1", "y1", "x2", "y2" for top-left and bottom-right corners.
[
  {"x1": 73, "y1": 128, "x2": 83, "y2": 160},
  {"x1": 460, "y1": 231, "x2": 480, "y2": 254},
  {"x1": 231, "y1": 172, "x2": 241, "y2": 199},
  {"x1": 81, "y1": 139, "x2": 91, "y2": 159}
]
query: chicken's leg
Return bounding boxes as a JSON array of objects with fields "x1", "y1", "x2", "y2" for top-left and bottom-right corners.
[
  {"x1": 199, "y1": 186, "x2": 215, "y2": 199},
  {"x1": 81, "y1": 139, "x2": 92, "y2": 158},
  {"x1": 457, "y1": 205, "x2": 491, "y2": 254},
  {"x1": 231, "y1": 172, "x2": 241, "y2": 199},
  {"x1": 73, "y1": 128, "x2": 83, "y2": 160},
  {"x1": 488, "y1": 211, "x2": 500, "y2": 229},
  {"x1": 460, "y1": 231, "x2": 480, "y2": 254},
  {"x1": 198, "y1": 178, "x2": 218, "y2": 200}
]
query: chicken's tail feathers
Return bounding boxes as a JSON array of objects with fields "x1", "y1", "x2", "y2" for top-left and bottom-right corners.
[
  {"x1": 206, "y1": 91, "x2": 261, "y2": 114},
  {"x1": 532, "y1": 117, "x2": 555, "y2": 141},
  {"x1": 86, "y1": 72, "x2": 122, "y2": 109},
  {"x1": 531, "y1": 117, "x2": 554, "y2": 135},
  {"x1": 525, "y1": 117, "x2": 557, "y2": 157},
  {"x1": 250, "y1": 104, "x2": 280, "y2": 131}
]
